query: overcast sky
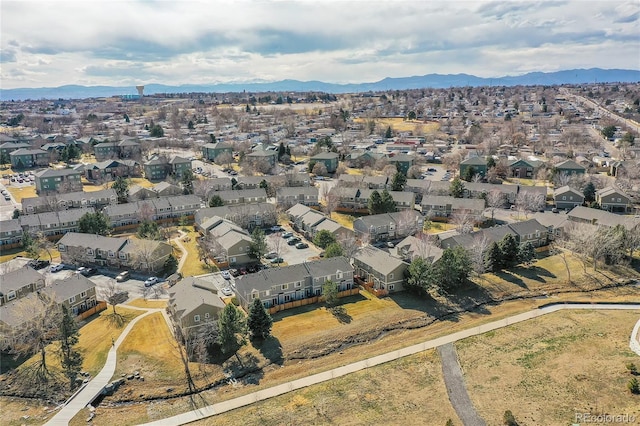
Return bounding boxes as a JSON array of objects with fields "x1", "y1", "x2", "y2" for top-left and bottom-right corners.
[{"x1": 1, "y1": 0, "x2": 639, "y2": 90}]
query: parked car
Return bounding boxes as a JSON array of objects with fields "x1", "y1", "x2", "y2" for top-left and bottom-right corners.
[
  {"x1": 49, "y1": 263, "x2": 64, "y2": 272},
  {"x1": 295, "y1": 242, "x2": 309, "y2": 249},
  {"x1": 287, "y1": 237, "x2": 301, "y2": 246},
  {"x1": 116, "y1": 271, "x2": 130, "y2": 282},
  {"x1": 75, "y1": 266, "x2": 87, "y2": 275},
  {"x1": 28, "y1": 259, "x2": 50, "y2": 270},
  {"x1": 144, "y1": 276, "x2": 159, "y2": 287},
  {"x1": 230, "y1": 268, "x2": 240, "y2": 277},
  {"x1": 386, "y1": 241, "x2": 395, "y2": 248},
  {"x1": 83, "y1": 267, "x2": 97, "y2": 276},
  {"x1": 269, "y1": 225, "x2": 284, "y2": 232},
  {"x1": 270, "y1": 257, "x2": 284, "y2": 264},
  {"x1": 221, "y1": 270, "x2": 231, "y2": 280},
  {"x1": 220, "y1": 287, "x2": 233, "y2": 296},
  {"x1": 427, "y1": 167, "x2": 437, "y2": 172},
  {"x1": 282, "y1": 232, "x2": 293, "y2": 238},
  {"x1": 265, "y1": 252, "x2": 278, "y2": 259}
]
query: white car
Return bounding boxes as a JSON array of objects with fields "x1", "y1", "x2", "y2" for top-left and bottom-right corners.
[
  {"x1": 144, "y1": 276, "x2": 159, "y2": 287},
  {"x1": 221, "y1": 287, "x2": 233, "y2": 296},
  {"x1": 221, "y1": 270, "x2": 231, "y2": 280},
  {"x1": 50, "y1": 263, "x2": 64, "y2": 272}
]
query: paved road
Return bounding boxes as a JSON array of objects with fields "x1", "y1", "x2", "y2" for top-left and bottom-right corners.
[
  {"x1": 138, "y1": 303, "x2": 640, "y2": 426},
  {"x1": 45, "y1": 307, "x2": 163, "y2": 426},
  {"x1": 438, "y1": 343, "x2": 486, "y2": 426}
]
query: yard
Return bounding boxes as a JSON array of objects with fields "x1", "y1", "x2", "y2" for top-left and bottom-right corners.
[
  {"x1": 178, "y1": 226, "x2": 218, "y2": 277},
  {"x1": 330, "y1": 211, "x2": 356, "y2": 230},
  {"x1": 457, "y1": 309, "x2": 640, "y2": 425},
  {"x1": 6, "y1": 184, "x2": 36, "y2": 202},
  {"x1": 354, "y1": 117, "x2": 441, "y2": 134}
]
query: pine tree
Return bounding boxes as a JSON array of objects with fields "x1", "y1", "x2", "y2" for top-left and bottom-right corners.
[
  {"x1": 385, "y1": 126, "x2": 393, "y2": 139},
  {"x1": 499, "y1": 234, "x2": 519, "y2": 268},
  {"x1": 518, "y1": 241, "x2": 536, "y2": 266},
  {"x1": 450, "y1": 177, "x2": 465, "y2": 198},
  {"x1": 485, "y1": 241, "x2": 503, "y2": 272},
  {"x1": 391, "y1": 171, "x2": 407, "y2": 191},
  {"x1": 380, "y1": 189, "x2": 396, "y2": 213},
  {"x1": 59, "y1": 304, "x2": 83, "y2": 390},
  {"x1": 368, "y1": 190, "x2": 383, "y2": 214},
  {"x1": 247, "y1": 298, "x2": 273, "y2": 340},
  {"x1": 583, "y1": 182, "x2": 596, "y2": 203},
  {"x1": 217, "y1": 304, "x2": 247, "y2": 365}
]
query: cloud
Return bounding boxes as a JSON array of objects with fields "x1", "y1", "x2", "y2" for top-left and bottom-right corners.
[{"x1": 0, "y1": 47, "x2": 17, "y2": 62}]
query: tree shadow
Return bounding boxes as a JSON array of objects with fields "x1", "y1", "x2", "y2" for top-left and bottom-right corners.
[
  {"x1": 438, "y1": 280, "x2": 494, "y2": 317},
  {"x1": 105, "y1": 310, "x2": 137, "y2": 328},
  {"x1": 224, "y1": 352, "x2": 264, "y2": 385},
  {"x1": 328, "y1": 305, "x2": 352, "y2": 324},
  {"x1": 495, "y1": 270, "x2": 529, "y2": 288},
  {"x1": 271, "y1": 293, "x2": 366, "y2": 323},
  {"x1": 388, "y1": 292, "x2": 463, "y2": 322},
  {"x1": 252, "y1": 335, "x2": 284, "y2": 365}
]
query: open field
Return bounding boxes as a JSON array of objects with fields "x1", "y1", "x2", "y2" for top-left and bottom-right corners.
[
  {"x1": 354, "y1": 117, "x2": 441, "y2": 134},
  {"x1": 194, "y1": 349, "x2": 457, "y2": 426},
  {"x1": 330, "y1": 211, "x2": 356, "y2": 230},
  {"x1": 6, "y1": 185, "x2": 36, "y2": 202},
  {"x1": 125, "y1": 298, "x2": 168, "y2": 309},
  {"x1": 178, "y1": 227, "x2": 218, "y2": 277},
  {"x1": 457, "y1": 309, "x2": 640, "y2": 426}
]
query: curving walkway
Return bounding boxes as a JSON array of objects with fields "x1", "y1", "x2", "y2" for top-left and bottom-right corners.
[
  {"x1": 138, "y1": 303, "x2": 640, "y2": 426},
  {"x1": 171, "y1": 230, "x2": 189, "y2": 274},
  {"x1": 45, "y1": 307, "x2": 163, "y2": 426},
  {"x1": 631, "y1": 318, "x2": 640, "y2": 356},
  {"x1": 438, "y1": 343, "x2": 486, "y2": 426}
]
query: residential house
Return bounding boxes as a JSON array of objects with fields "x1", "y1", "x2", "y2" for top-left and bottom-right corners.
[
  {"x1": 18, "y1": 207, "x2": 94, "y2": 239},
  {"x1": 215, "y1": 189, "x2": 268, "y2": 205},
  {"x1": 348, "y1": 150, "x2": 384, "y2": 168},
  {"x1": 386, "y1": 153, "x2": 414, "y2": 175},
  {"x1": 201, "y1": 142, "x2": 233, "y2": 162},
  {"x1": 555, "y1": 159, "x2": 586, "y2": 176},
  {"x1": 284, "y1": 172, "x2": 311, "y2": 187},
  {"x1": 9, "y1": 148, "x2": 49, "y2": 169},
  {"x1": 553, "y1": 186, "x2": 584, "y2": 210},
  {"x1": 34, "y1": 168, "x2": 83, "y2": 195},
  {"x1": 58, "y1": 232, "x2": 172, "y2": 272},
  {"x1": 22, "y1": 188, "x2": 117, "y2": 214},
  {"x1": 508, "y1": 158, "x2": 539, "y2": 179},
  {"x1": 235, "y1": 176, "x2": 284, "y2": 190},
  {"x1": 463, "y1": 182, "x2": 518, "y2": 205},
  {"x1": 363, "y1": 175, "x2": 389, "y2": 190},
  {"x1": 310, "y1": 152, "x2": 339, "y2": 173},
  {"x1": 356, "y1": 189, "x2": 415, "y2": 211},
  {"x1": 352, "y1": 246, "x2": 408, "y2": 293},
  {"x1": 0, "y1": 266, "x2": 45, "y2": 306},
  {"x1": 391, "y1": 235, "x2": 443, "y2": 264},
  {"x1": 234, "y1": 257, "x2": 354, "y2": 311},
  {"x1": 205, "y1": 216, "x2": 254, "y2": 266},
  {"x1": 128, "y1": 184, "x2": 157, "y2": 201},
  {"x1": 596, "y1": 186, "x2": 632, "y2": 212},
  {"x1": 353, "y1": 210, "x2": 424, "y2": 243},
  {"x1": 286, "y1": 204, "x2": 352, "y2": 241},
  {"x1": 337, "y1": 174, "x2": 365, "y2": 187},
  {"x1": 0, "y1": 219, "x2": 23, "y2": 248},
  {"x1": 143, "y1": 155, "x2": 192, "y2": 181},
  {"x1": 459, "y1": 156, "x2": 488, "y2": 178},
  {"x1": 439, "y1": 218, "x2": 549, "y2": 249},
  {"x1": 168, "y1": 276, "x2": 226, "y2": 336},
  {"x1": 153, "y1": 182, "x2": 183, "y2": 197},
  {"x1": 82, "y1": 159, "x2": 141, "y2": 182},
  {"x1": 0, "y1": 142, "x2": 30, "y2": 158},
  {"x1": 420, "y1": 195, "x2": 485, "y2": 219},
  {"x1": 194, "y1": 202, "x2": 277, "y2": 232},
  {"x1": 46, "y1": 274, "x2": 98, "y2": 315},
  {"x1": 247, "y1": 149, "x2": 278, "y2": 168},
  {"x1": 104, "y1": 195, "x2": 202, "y2": 228},
  {"x1": 567, "y1": 206, "x2": 640, "y2": 230},
  {"x1": 205, "y1": 177, "x2": 233, "y2": 192},
  {"x1": 276, "y1": 186, "x2": 319, "y2": 208},
  {"x1": 93, "y1": 139, "x2": 141, "y2": 161}
]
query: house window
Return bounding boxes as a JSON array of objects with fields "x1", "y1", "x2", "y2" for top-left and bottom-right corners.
[
  {"x1": 80, "y1": 291, "x2": 87, "y2": 298},
  {"x1": 86, "y1": 248, "x2": 94, "y2": 255},
  {"x1": 388, "y1": 273, "x2": 394, "y2": 280},
  {"x1": 294, "y1": 282, "x2": 301, "y2": 288},
  {"x1": 389, "y1": 284, "x2": 395, "y2": 291},
  {"x1": 265, "y1": 290, "x2": 270, "y2": 296},
  {"x1": 204, "y1": 313, "x2": 210, "y2": 319},
  {"x1": 108, "y1": 251, "x2": 115, "y2": 257},
  {"x1": 284, "y1": 295, "x2": 291, "y2": 302},
  {"x1": 562, "y1": 196, "x2": 566, "y2": 200},
  {"x1": 337, "y1": 271, "x2": 343, "y2": 279},
  {"x1": 7, "y1": 291, "x2": 16, "y2": 301},
  {"x1": 69, "y1": 296, "x2": 76, "y2": 303},
  {"x1": 252, "y1": 292, "x2": 259, "y2": 299},
  {"x1": 617, "y1": 198, "x2": 622, "y2": 202},
  {"x1": 194, "y1": 315, "x2": 201, "y2": 322},
  {"x1": 281, "y1": 284, "x2": 288, "y2": 290},
  {"x1": 58, "y1": 244, "x2": 66, "y2": 251}
]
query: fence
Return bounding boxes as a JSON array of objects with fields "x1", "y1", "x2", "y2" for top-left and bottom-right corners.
[
  {"x1": 77, "y1": 301, "x2": 107, "y2": 321},
  {"x1": 267, "y1": 288, "x2": 361, "y2": 315}
]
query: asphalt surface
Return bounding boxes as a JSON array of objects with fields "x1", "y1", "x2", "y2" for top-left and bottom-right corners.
[{"x1": 438, "y1": 343, "x2": 486, "y2": 426}]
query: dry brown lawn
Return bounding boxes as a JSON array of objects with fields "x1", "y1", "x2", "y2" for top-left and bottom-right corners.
[
  {"x1": 178, "y1": 227, "x2": 218, "y2": 277},
  {"x1": 354, "y1": 117, "x2": 441, "y2": 134},
  {"x1": 125, "y1": 298, "x2": 168, "y2": 309},
  {"x1": 6, "y1": 185, "x2": 36, "y2": 202},
  {"x1": 457, "y1": 309, "x2": 640, "y2": 426},
  {"x1": 330, "y1": 211, "x2": 356, "y2": 230}
]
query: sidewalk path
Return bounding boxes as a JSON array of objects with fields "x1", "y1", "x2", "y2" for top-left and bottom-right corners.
[
  {"x1": 140, "y1": 303, "x2": 640, "y2": 426},
  {"x1": 631, "y1": 318, "x2": 640, "y2": 356},
  {"x1": 438, "y1": 343, "x2": 486, "y2": 426},
  {"x1": 46, "y1": 307, "x2": 163, "y2": 426},
  {"x1": 171, "y1": 230, "x2": 189, "y2": 274}
]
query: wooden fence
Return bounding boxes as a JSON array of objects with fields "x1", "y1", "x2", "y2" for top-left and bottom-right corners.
[
  {"x1": 77, "y1": 301, "x2": 107, "y2": 321},
  {"x1": 267, "y1": 288, "x2": 360, "y2": 315}
]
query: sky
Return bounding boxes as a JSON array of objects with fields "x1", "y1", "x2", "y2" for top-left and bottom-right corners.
[{"x1": 1, "y1": 0, "x2": 639, "y2": 90}]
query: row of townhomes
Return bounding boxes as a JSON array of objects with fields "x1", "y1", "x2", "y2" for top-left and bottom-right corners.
[
  {"x1": 0, "y1": 265, "x2": 97, "y2": 347},
  {"x1": 57, "y1": 232, "x2": 173, "y2": 272},
  {"x1": 286, "y1": 204, "x2": 354, "y2": 241}
]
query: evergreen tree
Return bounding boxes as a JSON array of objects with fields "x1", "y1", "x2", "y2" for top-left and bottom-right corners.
[
  {"x1": 247, "y1": 298, "x2": 273, "y2": 340},
  {"x1": 486, "y1": 156, "x2": 496, "y2": 169},
  {"x1": 462, "y1": 166, "x2": 476, "y2": 182},
  {"x1": 313, "y1": 230, "x2": 337, "y2": 249},
  {"x1": 209, "y1": 194, "x2": 224, "y2": 207},
  {"x1": 324, "y1": 242, "x2": 344, "y2": 258},
  {"x1": 0, "y1": 151, "x2": 10, "y2": 167},
  {"x1": 380, "y1": 189, "x2": 396, "y2": 213},
  {"x1": 322, "y1": 279, "x2": 339, "y2": 306},
  {"x1": 406, "y1": 257, "x2": 434, "y2": 294},
  {"x1": 137, "y1": 220, "x2": 161, "y2": 240},
  {"x1": 485, "y1": 241, "x2": 504, "y2": 272},
  {"x1": 368, "y1": 190, "x2": 383, "y2": 214},
  {"x1": 583, "y1": 182, "x2": 596, "y2": 203},
  {"x1": 112, "y1": 176, "x2": 130, "y2": 203},
  {"x1": 450, "y1": 177, "x2": 465, "y2": 198},
  {"x1": 385, "y1": 126, "x2": 393, "y2": 139},
  {"x1": 78, "y1": 212, "x2": 111, "y2": 236},
  {"x1": 518, "y1": 241, "x2": 536, "y2": 266},
  {"x1": 249, "y1": 228, "x2": 267, "y2": 260},
  {"x1": 150, "y1": 124, "x2": 164, "y2": 137},
  {"x1": 217, "y1": 304, "x2": 247, "y2": 365},
  {"x1": 391, "y1": 171, "x2": 407, "y2": 191},
  {"x1": 162, "y1": 254, "x2": 178, "y2": 276},
  {"x1": 59, "y1": 304, "x2": 83, "y2": 390},
  {"x1": 278, "y1": 142, "x2": 286, "y2": 160},
  {"x1": 285, "y1": 145, "x2": 291, "y2": 156},
  {"x1": 435, "y1": 246, "x2": 471, "y2": 291},
  {"x1": 209, "y1": 134, "x2": 217, "y2": 143},
  {"x1": 180, "y1": 168, "x2": 195, "y2": 194},
  {"x1": 499, "y1": 234, "x2": 519, "y2": 268}
]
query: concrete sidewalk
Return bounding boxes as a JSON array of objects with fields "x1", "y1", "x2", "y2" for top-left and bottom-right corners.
[
  {"x1": 140, "y1": 303, "x2": 640, "y2": 426},
  {"x1": 46, "y1": 308, "x2": 162, "y2": 426}
]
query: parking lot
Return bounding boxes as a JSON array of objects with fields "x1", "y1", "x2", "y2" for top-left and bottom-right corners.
[{"x1": 265, "y1": 230, "x2": 322, "y2": 265}]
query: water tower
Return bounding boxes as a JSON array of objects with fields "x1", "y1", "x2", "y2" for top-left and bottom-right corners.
[{"x1": 136, "y1": 85, "x2": 144, "y2": 97}]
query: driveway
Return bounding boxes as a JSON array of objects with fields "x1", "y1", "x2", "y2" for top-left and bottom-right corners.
[{"x1": 265, "y1": 232, "x2": 321, "y2": 265}]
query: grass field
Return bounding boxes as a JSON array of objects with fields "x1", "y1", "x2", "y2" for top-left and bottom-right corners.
[
  {"x1": 125, "y1": 298, "x2": 168, "y2": 309},
  {"x1": 354, "y1": 117, "x2": 441, "y2": 134},
  {"x1": 330, "y1": 211, "x2": 356, "y2": 230},
  {"x1": 178, "y1": 227, "x2": 217, "y2": 277},
  {"x1": 6, "y1": 185, "x2": 36, "y2": 202},
  {"x1": 457, "y1": 310, "x2": 640, "y2": 426}
]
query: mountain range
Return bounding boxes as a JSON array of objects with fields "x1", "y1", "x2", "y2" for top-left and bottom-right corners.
[{"x1": 2, "y1": 68, "x2": 639, "y2": 101}]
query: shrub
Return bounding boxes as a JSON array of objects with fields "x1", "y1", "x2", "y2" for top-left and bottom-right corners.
[
  {"x1": 628, "y1": 377, "x2": 640, "y2": 394},
  {"x1": 626, "y1": 362, "x2": 638, "y2": 375},
  {"x1": 230, "y1": 297, "x2": 239, "y2": 306},
  {"x1": 503, "y1": 410, "x2": 518, "y2": 426}
]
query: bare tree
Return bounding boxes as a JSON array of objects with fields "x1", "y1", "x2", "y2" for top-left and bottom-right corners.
[
  {"x1": 268, "y1": 232, "x2": 284, "y2": 257},
  {"x1": 137, "y1": 201, "x2": 155, "y2": 223},
  {"x1": 469, "y1": 234, "x2": 491, "y2": 275},
  {"x1": 322, "y1": 186, "x2": 340, "y2": 219},
  {"x1": 485, "y1": 189, "x2": 505, "y2": 223},
  {"x1": 100, "y1": 280, "x2": 128, "y2": 326},
  {"x1": 450, "y1": 210, "x2": 475, "y2": 234}
]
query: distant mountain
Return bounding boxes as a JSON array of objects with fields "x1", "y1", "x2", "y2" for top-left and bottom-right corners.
[{"x1": 2, "y1": 68, "x2": 639, "y2": 101}]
